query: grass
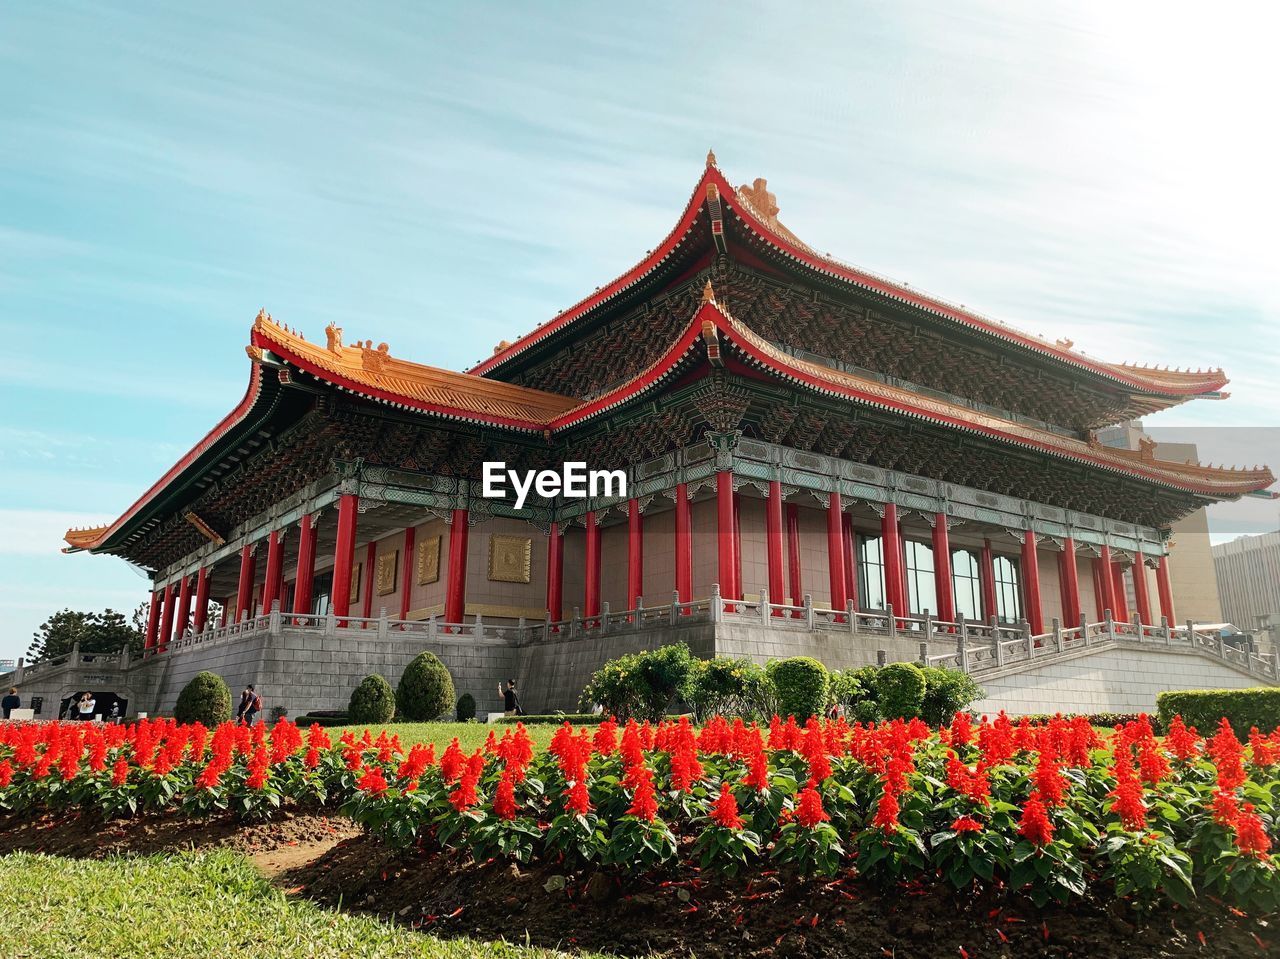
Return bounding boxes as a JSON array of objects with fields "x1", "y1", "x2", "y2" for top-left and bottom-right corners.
[
  {"x1": 0, "y1": 850, "x2": 601, "y2": 959},
  {"x1": 331, "y1": 721, "x2": 560, "y2": 753}
]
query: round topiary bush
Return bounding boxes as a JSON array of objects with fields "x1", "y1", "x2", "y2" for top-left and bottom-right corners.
[
  {"x1": 348, "y1": 674, "x2": 396, "y2": 724},
  {"x1": 875, "y1": 662, "x2": 927, "y2": 719},
  {"x1": 456, "y1": 692, "x2": 477, "y2": 721},
  {"x1": 766, "y1": 656, "x2": 830, "y2": 720},
  {"x1": 395, "y1": 651, "x2": 455, "y2": 721},
  {"x1": 173, "y1": 671, "x2": 232, "y2": 725}
]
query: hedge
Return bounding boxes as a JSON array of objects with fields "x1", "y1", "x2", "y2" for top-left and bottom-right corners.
[
  {"x1": 395, "y1": 652, "x2": 455, "y2": 721},
  {"x1": 1156, "y1": 687, "x2": 1280, "y2": 736},
  {"x1": 766, "y1": 657, "x2": 830, "y2": 720},
  {"x1": 456, "y1": 693, "x2": 477, "y2": 722},
  {"x1": 495, "y1": 713, "x2": 611, "y2": 726},
  {"x1": 348, "y1": 674, "x2": 396, "y2": 725}
]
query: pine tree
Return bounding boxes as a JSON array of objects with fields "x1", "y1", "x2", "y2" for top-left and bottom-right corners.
[{"x1": 28, "y1": 608, "x2": 144, "y2": 663}]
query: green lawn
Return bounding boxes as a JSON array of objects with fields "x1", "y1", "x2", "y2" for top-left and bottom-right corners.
[
  {"x1": 0, "y1": 851, "x2": 599, "y2": 959},
  {"x1": 331, "y1": 721, "x2": 560, "y2": 754}
]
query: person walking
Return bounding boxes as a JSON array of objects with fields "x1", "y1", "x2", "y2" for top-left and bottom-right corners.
[
  {"x1": 1, "y1": 687, "x2": 19, "y2": 719},
  {"x1": 497, "y1": 678, "x2": 523, "y2": 717}
]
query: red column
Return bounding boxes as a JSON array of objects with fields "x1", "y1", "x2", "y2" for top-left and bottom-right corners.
[
  {"x1": 235, "y1": 544, "x2": 256, "y2": 622},
  {"x1": 716, "y1": 471, "x2": 737, "y2": 601},
  {"x1": 1156, "y1": 554, "x2": 1176, "y2": 624},
  {"x1": 827, "y1": 492, "x2": 847, "y2": 611},
  {"x1": 627, "y1": 499, "x2": 643, "y2": 610},
  {"x1": 733, "y1": 493, "x2": 743, "y2": 599},
  {"x1": 584, "y1": 511, "x2": 601, "y2": 618},
  {"x1": 1097, "y1": 544, "x2": 1116, "y2": 618},
  {"x1": 932, "y1": 514, "x2": 955, "y2": 623},
  {"x1": 362, "y1": 542, "x2": 376, "y2": 620},
  {"x1": 765, "y1": 481, "x2": 785, "y2": 610},
  {"x1": 1111, "y1": 561, "x2": 1130, "y2": 622},
  {"x1": 158, "y1": 582, "x2": 177, "y2": 651},
  {"x1": 444, "y1": 507, "x2": 468, "y2": 624},
  {"x1": 399, "y1": 526, "x2": 415, "y2": 621},
  {"x1": 786, "y1": 503, "x2": 803, "y2": 606},
  {"x1": 1021, "y1": 530, "x2": 1044, "y2": 634},
  {"x1": 262, "y1": 529, "x2": 283, "y2": 614},
  {"x1": 292, "y1": 514, "x2": 316, "y2": 616},
  {"x1": 674, "y1": 485, "x2": 692, "y2": 604},
  {"x1": 546, "y1": 521, "x2": 563, "y2": 620},
  {"x1": 881, "y1": 504, "x2": 906, "y2": 618},
  {"x1": 192, "y1": 567, "x2": 209, "y2": 633},
  {"x1": 979, "y1": 538, "x2": 997, "y2": 622},
  {"x1": 1091, "y1": 558, "x2": 1106, "y2": 620},
  {"x1": 331, "y1": 494, "x2": 359, "y2": 619},
  {"x1": 173, "y1": 574, "x2": 193, "y2": 643},
  {"x1": 842, "y1": 514, "x2": 858, "y2": 610},
  {"x1": 145, "y1": 589, "x2": 162, "y2": 650},
  {"x1": 1132, "y1": 558, "x2": 1153, "y2": 625},
  {"x1": 1058, "y1": 538, "x2": 1081, "y2": 628}
]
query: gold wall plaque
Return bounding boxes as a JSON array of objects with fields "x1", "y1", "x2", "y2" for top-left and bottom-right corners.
[
  {"x1": 416, "y1": 535, "x2": 441, "y2": 585},
  {"x1": 349, "y1": 561, "x2": 362, "y2": 605},
  {"x1": 376, "y1": 550, "x2": 398, "y2": 596},
  {"x1": 488, "y1": 534, "x2": 532, "y2": 584}
]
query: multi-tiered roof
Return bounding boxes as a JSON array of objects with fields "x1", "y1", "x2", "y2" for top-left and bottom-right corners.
[{"x1": 65, "y1": 157, "x2": 1273, "y2": 565}]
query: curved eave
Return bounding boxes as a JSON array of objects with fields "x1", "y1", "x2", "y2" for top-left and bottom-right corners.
[
  {"x1": 61, "y1": 363, "x2": 273, "y2": 556},
  {"x1": 472, "y1": 163, "x2": 1229, "y2": 401},
  {"x1": 251, "y1": 328, "x2": 573, "y2": 433}
]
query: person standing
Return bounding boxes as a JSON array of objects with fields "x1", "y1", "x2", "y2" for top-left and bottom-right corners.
[
  {"x1": 1, "y1": 687, "x2": 19, "y2": 719},
  {"x1": 497, "y1": 679, "x2": 523, "y2": 717},
  {"x1": 239, "y1": 684, "x2": 262, "y2": 726},
  {"x1": 77, "y1": 691, "x2": 97, "y2": 721}
]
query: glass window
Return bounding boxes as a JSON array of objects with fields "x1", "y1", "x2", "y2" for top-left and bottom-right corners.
[
  {"x1": 857, "y1": 534, "x2": 886, "y2": 610},
  {"x1": 993, "y1": 555, "x2": 1022, "y2": 624},
  {"x1": 952, "y1": 549, "x2": 982, "y2": 621},
  {"x1": 904, "y1": 540, "x2": 936, "y2": 616}
]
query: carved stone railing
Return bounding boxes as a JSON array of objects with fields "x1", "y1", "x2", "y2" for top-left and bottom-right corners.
[{"x1": 135, "y1": 590, "x2": 1280, "y2": 686}]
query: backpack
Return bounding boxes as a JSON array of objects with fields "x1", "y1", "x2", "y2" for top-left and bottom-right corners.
[{"x1": 252, "y1": 694, "x2": 263, "y2": 711}]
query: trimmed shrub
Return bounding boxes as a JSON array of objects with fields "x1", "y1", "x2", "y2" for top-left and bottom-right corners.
[
  {"x1": 1017, "y1": 712, "x2": 1145, "y2": 729},
  {"x1": 1156, "y1": 687, "x2": 1280, "y2": 736},
  {"x1": 173, "y1": 671, "x2": 232, "y2": 726},
  {"x1": 828, "y1": 669, "x2": 868, "y2": 711},
  {"x1": 395, "y1": 652, "x2": 456, "y2": 721},
  {"x1": 578, "y1": 642, "x2": 696, "y2": 721},
  {"x1": 766, "y1": 657, "x2": 830, "y2": 720},
  {"x1": 496, "y1": 713, "x2": 611, "y2": 726},
  {"x1": 348, "y1": 674, "x2": 396, "y2": 725},
  {"x1": 296, "y1": 713, "x2": 351, "y2": 728},
  {"x1": 875, "y1": 662, "x2": 926, "y2": 720},
  {"x1": 456, "y1": 692, "x2": 477, "y2": 722},
  {"x1": 919, "y1": 666, "x2": 985, "y2": 726},
  {"x1": 688, "y1": 657, "x2": 774, "y2": 722}
]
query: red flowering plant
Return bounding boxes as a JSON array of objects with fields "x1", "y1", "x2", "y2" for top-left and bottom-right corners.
[
  {"x1": 605, "y1": 764, "x2": 679, "y2": 871},
  {"x1": 771, "y1": 783, "x2": 845, "y2": 877},
  {"x1": 690, "y1": 783, "x2": 762, "y2": 877},
  {"x1": 467, "y1": 769, "x2": 543, "y2": 864}
]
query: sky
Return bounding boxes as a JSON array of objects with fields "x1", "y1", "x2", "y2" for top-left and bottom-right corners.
[{"x1": 1, "y1": 1, "x2": 1278, "y2": 661}]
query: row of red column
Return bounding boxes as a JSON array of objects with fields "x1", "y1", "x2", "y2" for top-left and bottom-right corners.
[{"x1": 142, "y1": 481, "x2": 1183, "y2": 647}]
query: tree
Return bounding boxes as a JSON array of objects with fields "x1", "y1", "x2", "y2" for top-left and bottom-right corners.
[{"x1": 28, "y1": 608, "x2": 144, "y2": 663}]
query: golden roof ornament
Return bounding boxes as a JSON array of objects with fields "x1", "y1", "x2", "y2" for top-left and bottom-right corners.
[
  {"x1": 739, "y1": 177, "x2": 780, "y2": 222},
  {"x1": 706, "y1": 148, "x2": 717, "y2": 168},
  {"x1": 493, "y1": 339, "x2": 513, "y2": 355},
  {"x1": 325, "y1": 323, "x2": 343, "y2": 354},
  {"x1": 702, "y1": 279, "x2": 716, "y2": 304},
  {"x1": 360, "y1": 340, "x2": 390, "y2": 373}
]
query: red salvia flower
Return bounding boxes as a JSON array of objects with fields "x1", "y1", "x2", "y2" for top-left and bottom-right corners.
[
  {"x1": 744, "y1": 742, "x2": 771, "y2": 792},
  {"x1": 1233, "y1": 803, "x2": 1272, "y2": 859},
  {"x1": 951, "y1": 815, "x2": 983, "y2": 833},
  {"x1": 1018, "y1": 792, "x2": 1054, "y2": 847},
  {"x1": 245, "y1": 746, "x2": 270, "y2": 789},
  {"x1": 619, "y1": 720, "x2": 644, "y2": 768},
  {"x1": 111, "y1": 757, "x2": 129, "y2": 787},
  {"x1": 440, "y1": 738, "x2": 466, "y2": 783},
  {"x1": 950, "y1": 711, "x2": 973, "y2": 748},
  {"x1": 0, "y1": 760, "x2": 12, "y2": 788},
  {"x1": 303, "y1": 747, "x2": 320, "y2": 769},
  {"x1": 795, "y1": 786, "x2": 831, "y2": 827},
  {"x1": 1108, "y1": 752, "x2": 1147, "y2": 831},
  {"x1": 565, "y1": 778, "x2": 592, "y2": 815},
  {"x1": 493, "y1": 774, "x2": 519, "y2": 821},
  {"x1": 448, "y1": 770, "x2": 479, "y2": 812},
  {"x1": 1209, "y1": 718, "x2": 1246, "y2": 792},
  {"x1": 870, "y1": 790, "x2": 899, "y2": 830},
  {"x1": 801, "y1": 717, "x2": 833, "y2": 785},
  {"x1": 709, "y1": 787, "x2": 745, "y2": 829},
  {"x1": 1164, "y1": 715, "x2": 1200, "y2": 762},
  {"x1": 1211, "y1": 788, "x2": 1240, "y2": 827},
  {"x1": 593, "y1": 717, "x2": 619, "y2": 756},
  {"x1": 1248, "y1": 727, "x2": 1277, "y2": 767},
  {"x1": 627, "y1": 769, "x2": 659, "y2": 822},
  {"x1": 1033, "y1": 751, "x2": 1065, "y2": 807},
  {"x1": 357, "y1": 766, "x2": 388, "y2": 795}
]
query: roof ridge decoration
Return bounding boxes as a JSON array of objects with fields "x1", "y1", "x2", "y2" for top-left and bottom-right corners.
[{"x1": 467, "y1": 157, "x2": 1230, "y2": 401}]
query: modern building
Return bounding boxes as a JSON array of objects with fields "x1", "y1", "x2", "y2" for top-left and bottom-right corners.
[
  {"x1": 1214, "y1": 530, "x2": 1280, "y2": 657},
  {"x1": 1098, "y1": 422, "x2": 1223, "y2": 625},
  {"x1": 23, "y1": 157, "x2": 1276, "y2": 717}
]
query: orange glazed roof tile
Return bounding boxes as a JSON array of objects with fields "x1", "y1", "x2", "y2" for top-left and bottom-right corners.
[
  {"x1": 469, "y1": 158, "x2": 1231, "y2": 403},
  {"x1": 250, "y1": 311, "x2": 579, "y2": 428}
]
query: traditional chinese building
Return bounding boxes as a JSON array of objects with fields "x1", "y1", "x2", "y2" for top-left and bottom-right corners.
[{"x1": 49, "y1": 155, "x2": 1277, "y2": 716}]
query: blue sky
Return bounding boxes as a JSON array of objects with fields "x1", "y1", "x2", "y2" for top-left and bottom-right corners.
[{"x1": 2, "y1": 1, "x2": 1277, "y2": 661}]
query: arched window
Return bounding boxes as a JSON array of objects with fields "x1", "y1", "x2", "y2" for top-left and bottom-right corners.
[
  {"x1": 857, "y1": 534, "x2": 886, "y2": 610},
  {"x1": 904, "y1": 540, "x2": 936, "y2": 615},
  {"x1": 951, "y1": 549, "x2": 982, "y2": 621},
  {"x1": 993, "y1": 555, "x2": 1022, "y2": 624}
]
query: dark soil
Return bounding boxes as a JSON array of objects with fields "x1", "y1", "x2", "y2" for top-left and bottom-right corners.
[
  {"x1": 0, "y1": 807, "x2": 359, "y2": 860},
  {"x1": 283, "y1": 832, "x2": 1276, "y2": 959}
]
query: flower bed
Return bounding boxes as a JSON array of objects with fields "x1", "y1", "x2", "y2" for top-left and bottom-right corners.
[{"x1": 0, "y1": 711, "x2": 1277, "y2": 915}]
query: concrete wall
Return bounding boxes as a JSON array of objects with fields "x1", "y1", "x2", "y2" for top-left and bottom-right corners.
[{"x1": 971, "y1": 646, "x2": 1264, "y2": 717}]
